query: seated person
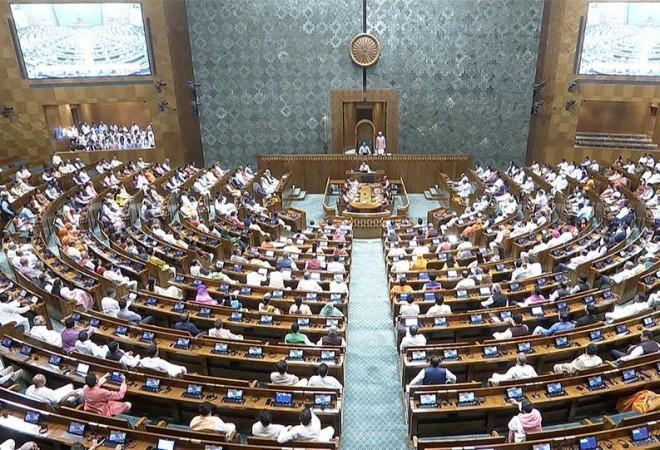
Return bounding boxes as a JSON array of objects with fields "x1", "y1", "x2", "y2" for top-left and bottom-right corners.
[
  {"x1": 208, "y1": 319, "x2": 243, "y2": 340},
  {"x1": 553, "y1": 343, "x2": 602, "y2": 374},
  {"x1": 83, "y1": 372, "x2": 131, "y2": 417},
  {"x1": 489, "y1": 353, "x2": 538, "y2": 386},
  {"x1": 285, "y1": 323, "x2": 313, "y2": 345},
  {"x1": 270, "y1": 360, "x2": 307, "y2": 386},
  {"x1": 25, "y1": 374, "x2": 82, "y2": 406},
  {"x1": 426, "y1": 294, "x2": 451, "y2": 315},
  {"x1": 139, "y1": 344, "x2": 187, "y2": 377},
  {"x1": 316, "y1": 326, "x2": 346, "y2": 346},
  {"x1": 612, "y1": 330, "x2": 659, "y2": 363},
  {"x1": 400, "y1": 325, "x2": 426, "y2": 351},
  {"x1": 277, "y1": 408, "x2": 335, "y2": 443},
  {"x1": 252, "y1": 411, "x2": 288, "y2": 439},
  {"x1": 492, "y1": 314, "x2": 529, "y2": 340},
  {"x1": 575, "y1": 304, "x2": 598, "y2": 327},
  {"x1": 409, "y1": 356, "x2": 457, "y2": 386},
  {"x1": 605, "y1": 294, "x2": 651, "y2": 323},
  {"x1": 399, "y1": 295, "x2": 420, "y2": 316},
  {"x1": 174, "y1": 312, "x2": 201, "y2": 336},
  {"x1": 29, "y1": 315, "x2": 62, "y2": 346},
  {"x1": 190, "y1": 403, "x2": 236, "y2": 436},
  {"x1": 532, "y1": 312, "x2": 575, "y2": 336},
  {"x1": 308, "y1": 363, "x2": 343, "y2": 392}
]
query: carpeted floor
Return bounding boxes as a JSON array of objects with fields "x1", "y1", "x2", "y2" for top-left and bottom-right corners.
[
  {"x1": 291, "y1": 193, "x2": 421, "y2": 449},
  {"x1": 342, "y1": 239, "x2": 409, "y2": 449}
]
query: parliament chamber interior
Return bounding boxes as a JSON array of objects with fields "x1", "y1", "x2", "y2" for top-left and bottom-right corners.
[{"x1": 0, "y1": 1, "x2": 659, "y2": 450}]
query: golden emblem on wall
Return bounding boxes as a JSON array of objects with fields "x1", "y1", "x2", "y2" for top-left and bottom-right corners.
[{"x1": 349, "y1": 33, "x2": 381, "y2": 67}]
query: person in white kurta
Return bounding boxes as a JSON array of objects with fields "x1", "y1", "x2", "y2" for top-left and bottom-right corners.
[
  {"x1": 252, "y1": 411, "x2": 289, "y2": 439},
  {"x1": 277, "y1": 409, "x2": 334, "y2": 443},
  {"x1": 139, "y1": 345, "x2": 187, "y2": 377},
  {"x1": 25, "y1": 374, "x2": 81, "y2": 405},
  {"x1": 28, "y1": 315, "x2": 62, "y2": 346},
  {"x1": 400, "y1": 325, "x2": 427, "y2": 351},
  {"x1": 307, "y1": 363, "x2": 343, "y2": 392},
  {"x1": 489, "y1": 353, "x2": 538, "y2": 385}
]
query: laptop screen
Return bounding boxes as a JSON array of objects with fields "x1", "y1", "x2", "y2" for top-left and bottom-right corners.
[
  {"x1": 230, "y1": 312, "x2": 243, "y2": 321},
  {"x1": 623, "y1": 369, "x2": 637, "y2": 381},
  {"x1": 480, "y1": 287, "x2": 491, "y2": 296},
  {"x1": 321, "y1": 350, "x2": 336, "y2": 361},
  {"x1": 248, "y1": 346, "x2": 263, "y2": 356},
  {"x1": 458, "y1": 392, "x2": 475, "y2": 403},
  {"x1": 470, "y1": 314, "x2": 483, "y2": 324},
  {"x1": 510, "y1": 283, "x2": 521, "y2": 291},
  {"x1": 588, "y1": 376, "x2": 604, "y2": 389},
  {"x1": 176, "y1": 338, "x2": 190, "y2": 348},
  {"x1": 297, "y1": 318, "x2": 310, "y2": 327},
  {"x1": 434, "y1": 317, "x2": 447, "y2": 327},
  {"x1": 315, "y1": 394, "x2": 332, "y2": 407},
  {"x1": 616, "y1": 324, "x2": 629, "y2": 334},
  {"x1": 419, "y1": 394, "x2": 437, "y2": 406},
  {"x1": 411, "y1": 351, "x2": 426, "y2": 361},
  {"x1": 145, "y1": 378, "x2": 160, "y2": 391},
  {"x1": 214, "y1": 343, "x2": 228, "y2": 353},
  {"x1": 108, "y1": 431, "x2": 127, "y2": 445},
  {"x1": 24, "y1": 411, "x2": 40, "y2": 424},
  {"x1": 156, "y1": 439, "x2": 175, "y2": 450},
  {"x1": 643, "y1": 316, "x2": 655, "y2": 327},
  {"x1": 116, "y1": 326, "x2": 128, "y2": 336},
  {"x1": 547, "y1": 383, "x2": 563, "y2": 395},
  {"x1": 532, "y1": 444, "x2": 551, "y2": 450},
  {"x1": 507, "y1": 387, "x2": 523, "y2": 400},
  {"x1": 142, "y1": 331, "x2": 155, "y2": 341},
  {"x1": 288, "y1": 349, "x2": 303, "y2": 359},
  {"x1": 68, "y1": 421, "x2": 86, "y2": 436},
  {"x1": 555, "y1": 336, "x2": 568, "y2": 347},
  {"x1": 275, "y1": 392, "x2": 293, "y2": 405},
  {"x1": 531, "y1": 307, "x2": 544, "y2": 317},
  {"x1": 260, "y1": 315, "x2": 273, "y2": 324},
  {"x1": 147, "y1": 297, "x2": 158, "y2": 306},
  {"x1": 632, "y1": 427, "x2": 650, "y2": 442},
  {"x1": 444, "y1": 349, "x2": 458, "y2": 359},
  {"x1": 76, "y1": 363, "x2": 90, "y2": 375},
  {"x1": 405, "y1": 317, "x2": 418, "y2": 327},
  {"x1": 457, "y1": 290, "x2": 468, "y2": 298},
  {"x1": 199, "y1": 307, "x2": 212, "y2": 317},
  {"x1": 518, "y1": 342, "x2": 532, "y2": 353},
  {"x1": 589, "y1": 330, "x2": 603, "y2": 341},
  {"x1": 227, "y1": 388, "x2": 243, "y2": 401},
  {"x1": 20, "y1": 345, "x2": 32, "y2": 356},
  {"x1": 578, "y1": 436, "x2": 598, "y2": 450},
  {"x1": 48, "y1": 355, "x2": 61, "y2": 366},
  {"x1": 484, "y1": 346, "x2": 498, "y2": 357},
  {"x1": 186, "y1": 384, "x2": 202, "y2": 396},
  {"x1": 1, "y1": 337, "x2": 12, "y2": 348}
]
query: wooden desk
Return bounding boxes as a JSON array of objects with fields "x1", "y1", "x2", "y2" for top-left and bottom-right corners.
[
  {"x1": 345, "y1": 170, "x2": 385, "y2": 182},
  {"x1": 348, "y1": 184, "x2": 385, "y2": 212},
  {"x1": 258, "y1": 154, "x2": 473, "y2": 193}
]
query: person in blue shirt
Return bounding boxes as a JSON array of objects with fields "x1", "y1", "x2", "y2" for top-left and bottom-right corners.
[
  {"x1": 174, "y1": 312, "x2": 201, "y2": 336},
  {"x1": 531, "y1": 312, "x2": 575, "y2": 336}
]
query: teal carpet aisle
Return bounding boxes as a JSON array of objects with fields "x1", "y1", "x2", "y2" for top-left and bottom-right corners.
[
  {"x1": 291, "y1": 193, "x2": 418, "y2": 448},
  {"x1": 342, "y1": 239, "x2": 409, "y2": 449}
]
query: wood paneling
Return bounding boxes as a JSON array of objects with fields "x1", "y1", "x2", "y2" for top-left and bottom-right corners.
[
  {"x1": 527, "y1": 0, "x2": 660, "y2": 165},
  {"x1": 576, "y1": 100, "x2": 650, "y2": 135},
  {"x1": 331, "y1": 89, "x2": 399, "y2": 154},
  {"x1": 257, "y1": 154, "x2": 473, "y2": 193}
]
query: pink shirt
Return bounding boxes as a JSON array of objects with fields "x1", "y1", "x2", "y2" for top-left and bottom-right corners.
[{"x1": 83, "y1": 381, "x2": 128, "y2": 417}]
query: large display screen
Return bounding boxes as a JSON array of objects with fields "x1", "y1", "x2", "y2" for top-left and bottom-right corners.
[
  {"x1": 579, "y1": 2, "x2": 660, "y2": 77},
  {"x1": 10, "y1": 3, "x2": 151, "y2": 79}
]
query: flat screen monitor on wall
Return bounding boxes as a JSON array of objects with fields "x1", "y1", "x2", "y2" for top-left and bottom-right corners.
[
  {"x1": 9, "y1": 2, "x2": 152, "y2": 80},
  {"x1": 579, "y1": 2, "x2": 660, "y2": 77}
]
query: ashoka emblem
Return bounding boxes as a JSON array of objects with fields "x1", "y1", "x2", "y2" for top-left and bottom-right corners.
[{"x1": 349, "y1": 33, "x2": 381, "y2": 67}]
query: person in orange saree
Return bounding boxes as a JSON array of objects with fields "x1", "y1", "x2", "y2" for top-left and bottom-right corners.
[{"x1": 83, "y1": 372, "x2": 131, "y2": 417}]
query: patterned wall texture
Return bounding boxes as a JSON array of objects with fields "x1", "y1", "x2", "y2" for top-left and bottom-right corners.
[
  {"x1": 186, "y1": 0, "x2": 362, "y2": 165},
  {"x1": 187, "y1": 0, "x2": 543, "y2": 166},
  {"x1": 367, "y1": 0, "x2": 543, "y2": 165}
]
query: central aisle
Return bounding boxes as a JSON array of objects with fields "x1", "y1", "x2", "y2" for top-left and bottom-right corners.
[{"x1": 342, "y1": 239, "x2": 409, "y2": 450}]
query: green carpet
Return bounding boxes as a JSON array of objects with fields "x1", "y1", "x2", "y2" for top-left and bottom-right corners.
[{"x1": 343, "y1": 239, "x2": 409, "y2": 449}]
